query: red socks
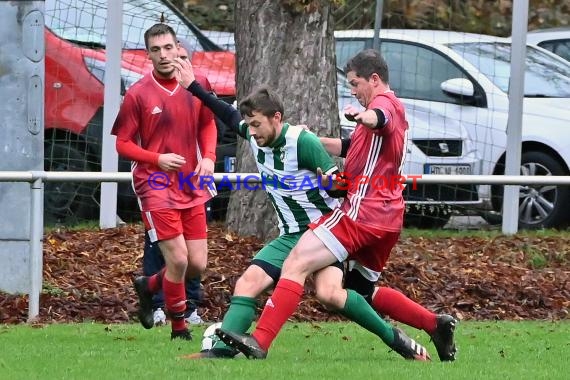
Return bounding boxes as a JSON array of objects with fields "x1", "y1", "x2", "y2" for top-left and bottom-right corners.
[
  {"x1": 253, "y1": 279, "x2": 304, "y2": 351},
  {"x1": 163, "y1": 276, "x2": 187, "y2": 331},
  {"x1": 371, "y1": 287, "x2": 437, "y2": 333},
  {"x1": 147, "y1": 268, "x2": 165, "y2": 293}
]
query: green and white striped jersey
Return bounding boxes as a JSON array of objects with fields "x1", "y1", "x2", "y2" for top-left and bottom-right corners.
[{"x1": 238, "y1": 122, "x2": 339, "y2": 235}]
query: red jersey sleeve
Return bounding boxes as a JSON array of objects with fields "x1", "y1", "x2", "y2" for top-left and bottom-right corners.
[
  {"x1": 115, "y1": 138, "x2": 160, "y2": 165},
  {"x1": 112, "y1": 91, "x2": 160, "y2": 164},
  {"x1": 111, "y1": 91, "x2": 139, "y2": 140},
  {"x1": 369, "y1": 94, "x2": 398, "y2": 136},
  {"x1": 195, "y1": 75, "x2": 217, "y2": 162}
]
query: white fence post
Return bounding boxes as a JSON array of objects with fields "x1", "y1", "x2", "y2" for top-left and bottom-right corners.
[
  {"x1": 502, "y1": 0, "x2": 529, "y2": 235},
  {"x1": 29, "y1": 177, "x2": 44, "y2": 321},
  {"x1": 99, "y1": 0, "x2": 124, "y2": 229}
]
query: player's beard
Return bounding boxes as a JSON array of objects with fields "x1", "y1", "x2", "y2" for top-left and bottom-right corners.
[
  {"x1": 155, "y1": 64, "x2": 175, "y2": 79},
  {"x1": 256, "y1": 129, "x2": 277, "y2": 147}
]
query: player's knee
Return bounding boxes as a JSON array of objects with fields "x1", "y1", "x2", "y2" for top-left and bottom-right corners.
[
  {"x1": 315, "y1": 287, "x2": 335, "y2": 310},
  {"x1": 194, "y1": 261, "x2": 207, "y2": 275},
  {"x1": 234, "y1": 267, "x2": 267, "y2": 295},
  {"x1": 315, "y1": 284, "x2": 344, "y2": 311},
  {"x1": 186, "y1": 256, "x2": 207, "y2": 277},
  {"x1": 282, "y1": 251, "x2": 309, "y2": 277},
  {"x1": 167, "y1": 256, "x2": 188, "y2": 277},
  {"x1": 234, "y1": 274, "x2": 259, "y2": 295}
]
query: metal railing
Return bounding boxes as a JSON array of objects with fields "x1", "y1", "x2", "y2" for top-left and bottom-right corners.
[{"x1": 2, "y1": 170, "x2": 570, "y2": 321}]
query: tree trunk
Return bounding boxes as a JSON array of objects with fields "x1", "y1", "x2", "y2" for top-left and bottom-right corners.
[{"x1": 226, "y1": 0, "x2": 339, "y2": 241}]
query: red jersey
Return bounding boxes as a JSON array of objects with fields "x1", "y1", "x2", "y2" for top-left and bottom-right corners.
[
  {"x1": 111, "y1": 72, "x2": 217, "y2": 211},
  {"x1": 340, "y1": 91, "x2": 409, "y2": 231}
]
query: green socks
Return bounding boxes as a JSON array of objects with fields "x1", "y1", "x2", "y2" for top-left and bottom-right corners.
[
  {"x1": 340, "y1": 289, "x2": 395, "y2": 345},
  {"x1": 212, "y1": 296, "x2": 258, "y2": 350}
]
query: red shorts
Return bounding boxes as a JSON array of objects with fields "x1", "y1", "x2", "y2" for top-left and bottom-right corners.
[
  {"x1": 142, "y1": 204, "x2": 207, "y2": 242},
  {"x1": 309, "y1": 208, "x2": 400, "y2": 272}
]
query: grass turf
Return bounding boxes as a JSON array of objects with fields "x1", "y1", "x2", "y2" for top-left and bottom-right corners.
[{"x1": 1, "y1": 320, "x2": 568, "y2": 380}]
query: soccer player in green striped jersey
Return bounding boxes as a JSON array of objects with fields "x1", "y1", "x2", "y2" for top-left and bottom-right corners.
[
  {"x1": 214, "y1": 50, "x2": 456, "y2": 362},
  {"x1": 174, "y1": 79, "x2": 349, "y2": 359},
  {"x1": 174, "y1": 57, "x2": 452, "y2": 361}
]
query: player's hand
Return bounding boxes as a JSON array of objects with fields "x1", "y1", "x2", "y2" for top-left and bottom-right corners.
[
  {"x1": 343, "y1": 104, "x2": 361, "y2": 123},
  {"x1": 318, "y1": 168, "x2": 349, "y2": 198},
  {"x1": 173, "y1": 57, "x2": 196, "y2": 88},
  {"x1": 317, "y1": 167, "x2": 330, "y2": 188},
  {"x1": 354, "y1": 109, "x2": 380, "y2": 129},
  {"x1": 194, "y1": 157, "x2": 215, "y2": 178},
  {"x1": 158, "y1": 153, "x2": 186, "y2": 171},
  {"x1": 343, "y1": 106, "x2": 378, "y2": 129}
]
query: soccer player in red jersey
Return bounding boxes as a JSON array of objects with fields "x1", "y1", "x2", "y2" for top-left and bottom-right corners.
[
  {"x1": 111, "y1": 23, "x2": 217, "y2": 340},
  {"x1": 218, "y1": 49, "x2": 456, "y2": 361}
]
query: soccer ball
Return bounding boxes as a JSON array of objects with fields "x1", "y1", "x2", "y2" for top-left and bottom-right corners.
[{"x1": 201, "y1": 322, "x2": 222, "y2": 351}]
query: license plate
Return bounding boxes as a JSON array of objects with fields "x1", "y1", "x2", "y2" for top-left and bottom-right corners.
[{"x1": 424, "y1": 164, "x2": 471, "y2": 175}]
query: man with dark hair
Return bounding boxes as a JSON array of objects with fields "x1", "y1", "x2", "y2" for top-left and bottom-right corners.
[
  {"x1": 175, "y1": 79, "x2": 345, "y2": 358},
  {"x1": 140, "y1": 39, "x2": 205, "y2": 328},
  {"x1": 112, "y1": 23, "x2": 216, "y2": 340},
  {"x1": 215, "y1": 49, "x2": 457, "y2": 361},
  {"x1": 172, "y1": 54, "x2": 455, "y2": 361}
]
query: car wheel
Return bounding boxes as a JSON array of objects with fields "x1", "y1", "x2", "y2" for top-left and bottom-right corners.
[
  {"x1": 490, "y1": 151, "x2": 570, "y2": 229},
  {"x1": 44, "y1": 141, "x2": 99, "y2": 224},
  {"x1": 404, "y1": 205, "x2": 452, "y2": 229}
]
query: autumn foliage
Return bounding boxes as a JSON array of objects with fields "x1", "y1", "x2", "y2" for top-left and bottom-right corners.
[
  {"x1": 176, "y1": 0, "x2": 569, "y2": 36},
  {"x1": 1, "y1": 224, "x2": 567, "y2": 324}
]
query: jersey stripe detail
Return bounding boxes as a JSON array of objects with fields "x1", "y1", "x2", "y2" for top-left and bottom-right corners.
[
  {"x1": 323, "y1": 208, "x2": 344, "y2": 230},
  {"x1": 347, "y1": 134, "x2": 382, "y2": 220},
  {"x1": 273, "y1": 146, "x2": 285, "y2": 170},
  {"x1": 257, "y1": 148, "x2": 266, "y2": 165},
  {"x1": 282, "y1": 196, "x2": 310, "y2": 230},
  {"x1": 306, "y1": 188, "x2": 334, "y2": 214},
  {"x1": 267, "y1": 192, "x2": 289, "y2": 234}
]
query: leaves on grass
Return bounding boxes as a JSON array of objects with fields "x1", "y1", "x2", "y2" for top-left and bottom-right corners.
[{"x1": 0, "y1": 224, "x2": 568, "y2": 324}]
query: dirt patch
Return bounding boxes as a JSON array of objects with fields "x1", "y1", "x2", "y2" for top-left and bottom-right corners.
[{"x1": 1, "y1": 224, "x2": 568, "y2": 324}]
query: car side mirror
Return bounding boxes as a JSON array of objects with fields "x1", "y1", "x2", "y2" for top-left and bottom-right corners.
[{"x1": 440, "y1": 78, "x2": 475, "y2": 97}]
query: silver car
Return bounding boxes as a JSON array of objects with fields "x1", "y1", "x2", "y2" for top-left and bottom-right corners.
[
  {"x1": 338, "y1": 70, "x2": 481, "y2": 228},
  {"x1": 525, "y1": 27, "x2": 570, "y2": 62},
  {"x1": 336, "y1": 29, "x2": 570, "y2": 229}
]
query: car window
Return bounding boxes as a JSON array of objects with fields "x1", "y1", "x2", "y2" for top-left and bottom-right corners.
[
  {"x1": 538, "y1": 39, "x2": 570, "y2": 62},
  {"x1": 380, "y1": 41, "x2": 469, "y2": 104},
  {"x1": 448, "y1": 42, "x2": 570, "y2": 97},
  {"x1": 45, "y1": 0, "x2": 206, "y2": 51},
  {"x1": 336, "y1": 39, "x2": 367, "y2": 69}
]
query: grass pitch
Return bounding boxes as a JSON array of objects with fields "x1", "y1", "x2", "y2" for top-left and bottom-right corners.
[{"x1": 1, "y1": 321, "x2": 568, "y2": 380}]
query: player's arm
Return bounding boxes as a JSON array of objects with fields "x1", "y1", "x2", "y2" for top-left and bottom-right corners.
[
  {"x1": 112, "y1": 93, "x2": 185, "y2": 170},
  {"x1": 195, "y1": 77, "x2": 217, "y2": 163},
  {"x1": 115, "y1": 138, "x2": 159, "y2": 164},
  {"x1": 298, "y1": 131, "x2": 337, "y2": 175},
  {"x1": 344, "y1": 101, "x2": 393, "y2": 134},
  {"x1": 175, "y1": 57, "x2": 246, "y2": 138},
  {"x1": 187, "y1": 81, "x2": 244, "y2": 137},
  {"x1": 115, "y1": 138, "x2": 186, "y2": 171},
  {"x1": 298, "y1": 131, "x2": 347, "y2": 198},
  {"x1": 112, "y1": 93, "x2": 159, "y2": 165},
  {"x1": 319, "y1": 137, "x2": 351, "y2": 158}
]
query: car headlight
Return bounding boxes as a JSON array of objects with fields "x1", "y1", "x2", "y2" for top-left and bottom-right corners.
[{"x1": 463, "y1": 135, "x2": 476, "y2": 156}]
